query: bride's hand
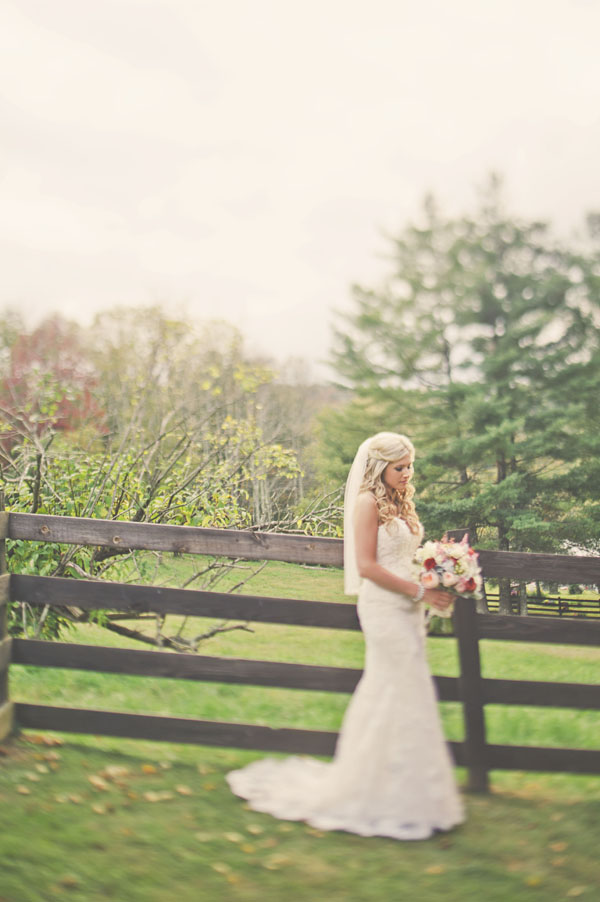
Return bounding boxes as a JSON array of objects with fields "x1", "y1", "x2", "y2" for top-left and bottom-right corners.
[{"x1": 423, "y1": 589, "x2": 454, "y2": 612}]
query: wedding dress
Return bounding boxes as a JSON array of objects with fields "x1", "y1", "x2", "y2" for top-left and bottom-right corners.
[{"x1": 226, "y1": 518, "x2": 464, "y2": 840}]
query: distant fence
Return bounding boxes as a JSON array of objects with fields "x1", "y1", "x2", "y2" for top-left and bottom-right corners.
[
  {"x1": 0, "y1": 512, "x2": 599, "y2": 792},
  {"x1": 484, "y1": 593, "x2": 600, "y2": 619}
]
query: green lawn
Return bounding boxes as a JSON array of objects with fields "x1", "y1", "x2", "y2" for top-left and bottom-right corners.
[
  {"x1": 1, "y1": 735, "x2": 599, "y2": 902},
  {"x1": 1, "y1": 556, "x2": 599, "y2": 900}
]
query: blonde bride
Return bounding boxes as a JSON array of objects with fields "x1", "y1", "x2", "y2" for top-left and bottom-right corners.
[{"x1": 227, "y1": 432, "x2": 464, "y2": 840}]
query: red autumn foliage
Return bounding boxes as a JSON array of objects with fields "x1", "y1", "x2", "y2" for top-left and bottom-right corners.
[{"x1": 0, "y1": 316, "x2": 107, "y2": 452}]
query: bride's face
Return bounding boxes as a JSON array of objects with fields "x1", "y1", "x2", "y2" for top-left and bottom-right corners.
[{"x1": 382, "y1": 456, "x2": 413, "y2": 493}]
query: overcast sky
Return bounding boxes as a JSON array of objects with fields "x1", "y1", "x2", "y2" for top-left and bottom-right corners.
[{"x1": 1, "y1": 0, "x2": 599, "y2": 378}]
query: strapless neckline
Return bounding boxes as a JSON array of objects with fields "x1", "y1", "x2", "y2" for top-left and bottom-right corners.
[{"x1": 378, "y1": 516, "x2": 410, "y2": 531}]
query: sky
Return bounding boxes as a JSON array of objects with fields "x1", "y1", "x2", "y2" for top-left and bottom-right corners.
[{"x1": 1, "y1": 0, "x2": 599, "y2": 379}]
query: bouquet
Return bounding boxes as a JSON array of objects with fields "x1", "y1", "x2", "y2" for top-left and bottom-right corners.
[{"x1": 413, "y1": 533, "x2": 483, "y2": 619}]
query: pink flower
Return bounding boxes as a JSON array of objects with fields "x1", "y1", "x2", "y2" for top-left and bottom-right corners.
[
  {"x1": 421, "y1": 570, "x2": 440, "y2": 589},
  {"x1": 414, "y1": 535, "x2": 482, "y2": 601}
]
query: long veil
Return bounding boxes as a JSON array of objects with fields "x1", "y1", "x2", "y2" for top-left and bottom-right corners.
[{"x1": 343, "y1": 437, "x2": 372, "y2": 594}]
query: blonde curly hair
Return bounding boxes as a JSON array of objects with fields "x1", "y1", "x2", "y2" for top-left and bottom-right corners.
[{"x1": 359, "y1": 432, "x2": 421, "y2": 534}]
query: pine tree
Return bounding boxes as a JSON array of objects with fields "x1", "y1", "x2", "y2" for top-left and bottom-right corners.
[{"x1": 328, "y1": 179, "x2": 600, "y2": 612}]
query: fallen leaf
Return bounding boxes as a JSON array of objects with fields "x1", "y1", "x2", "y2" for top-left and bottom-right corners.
[
  {"x1": 35, "y1": 764, "x2": 49, "y2": 775},
  {"x1": 425, "y1": 865, "x2": 445, "y2": 875},
  {"x1": 141, "y1": 764, "x2": 158, "y2": 775},
  {"x1": 175, "y1": 785, "x2": 193, "y2": 796},
  {"x1": 259, "y1": 837, "x2": 278, "y2": 849},
  {"x1": 159, "y1": 761, "x2": 173, "y2": 770},
  {"x1": 552, "y1": 857, "x2": 567, "y2": 868},
  {"x1": 16, "y1": 785, "x2": 31, "y2": 795},
  {"x1": 44, "y1": 751, "x2": 61, "y2": 762},
  {"x1": 241, "y1": 843, "x2": 256, "y2": 854},
  {"x1": 549, "y1": 842, "x2": 569, "y2": 853},
  {"x1": 277, "y1": 824, "x2": 293, "y2": 833},
  {"x1": 194, "y1": 832, "x2": 214, "y2": 842},
  {"x1": 246, "y1": 823, "x2": 264, "y2": 835},
  {"x1": 524, "y1": 875, "x2": 543, "y2": 887},
  {"x1": 224, "y1": 831, "x2": 244, "y2": 843},
  {"x1": 202, "y1": 782, "x2": 216, "y2": 791},
  {"x1": 25, "y1": 772, "x2": 41, "y2": 782},
  {"x1": 101, "y1": 766, "x2": 130, "y2": 781},
  {"x1": 197, "y1": 764, "x2": 215, "y2": 775},
  {"x1": 23, "y1": 734, "x2": 46, "y2": 745},
  {"x1": 68, "y1": 794, "x2": 84, "y2": 804},
  {"x1": 58, "y1": 874, "x2": 80, "y2": 888},
  {"x1": 88, "y1": 775, "x2": 109, "y2": 791},
  {"x1": 263, "y1": 854, "x2": 291, "y2": 871},
  {"x1": 211, "y1": 862, "x2": 231, "y2": 875},
  {"x1": 143, "y1": 790, "x2": 174, "y2": 802},
  {"x1": 91, "y1": 804, "x2": 107, "y2": 815},
  {"x1": 566, "y1": 888, "x2": 586, "y2": 898},
  {"x1": 227, "y1": 874, "x2": 241, "y2": 885},
  {"x1": 550, "y1": 813, "x2": 564, "y2": 822}
]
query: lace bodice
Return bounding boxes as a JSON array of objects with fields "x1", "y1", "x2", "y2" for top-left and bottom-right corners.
[{"x1": 376, "y1": 517, "x2": 423, "y2": 575}]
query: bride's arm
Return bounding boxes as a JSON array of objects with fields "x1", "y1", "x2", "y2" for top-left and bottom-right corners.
[{"x1": 354, "y1": 493, "x2": 452, "y2": 611}]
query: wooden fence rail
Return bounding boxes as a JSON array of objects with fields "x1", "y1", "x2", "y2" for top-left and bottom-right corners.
[
  {"x1": 1, "y1": 512, "x2": 600, "y2": 793},
  {"x1": 0, "y1": 510, "x2": 10, "y2": 743}
]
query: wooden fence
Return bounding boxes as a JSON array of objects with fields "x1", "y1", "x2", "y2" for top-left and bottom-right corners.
[
  {"x1": 0, "y1": 512, "x2": 599, "y2": 792},
  {"x1": 484, "y1": 595, "x2": 600, "y2": 619}
]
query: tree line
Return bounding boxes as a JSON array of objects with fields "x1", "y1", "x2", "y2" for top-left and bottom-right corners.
[{"x1": 0, "y1": 307, "x2": 341, "y2": 643}]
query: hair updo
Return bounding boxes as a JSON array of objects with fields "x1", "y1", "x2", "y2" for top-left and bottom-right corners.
[{"x1": 359, "y1": 432, "x2": 421, "y2": 534}]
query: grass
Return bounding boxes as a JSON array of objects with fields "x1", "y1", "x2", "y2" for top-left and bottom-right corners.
[
  {"x1": 1, "y1": 556, "x2": 600, "y2": 900},
  {"x1": 1, "y1": 736, "x2": 600, "y2": 902}
]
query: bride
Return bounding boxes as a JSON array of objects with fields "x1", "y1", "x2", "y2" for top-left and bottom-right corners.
[{"x1": 226, "y1": 432, "x2": 464, "y2": 840}]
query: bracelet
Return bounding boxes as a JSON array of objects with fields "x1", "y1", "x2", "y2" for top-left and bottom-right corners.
[{"x1": 414, "y1": 583, "x2": 425, "y2": 603}]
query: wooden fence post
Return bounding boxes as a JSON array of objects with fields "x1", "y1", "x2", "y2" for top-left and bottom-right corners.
[
  {"x1": 0, "y1": 508, "x2": 13, "y2": 743},
  {"x1": 454, "y1": 595, "x2": 489, "y2": 793}
]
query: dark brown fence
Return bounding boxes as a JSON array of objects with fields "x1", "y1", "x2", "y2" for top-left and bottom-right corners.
[
  {"x1": 484, "y1": 594, "x2": 600, "y2": 618},
  {"x1": 1, "y1": 512, "x2": 599, "y2": 792}
]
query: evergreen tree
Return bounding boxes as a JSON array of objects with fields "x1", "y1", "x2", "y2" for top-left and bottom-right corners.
[{"x1": 329, "y1": 179, "x2": 600, "y2": 602}]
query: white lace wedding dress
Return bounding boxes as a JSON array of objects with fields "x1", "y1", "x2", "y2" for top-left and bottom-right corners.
[{"x1": 226, "y1": 518, "x2": 464, "y2": 840}]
